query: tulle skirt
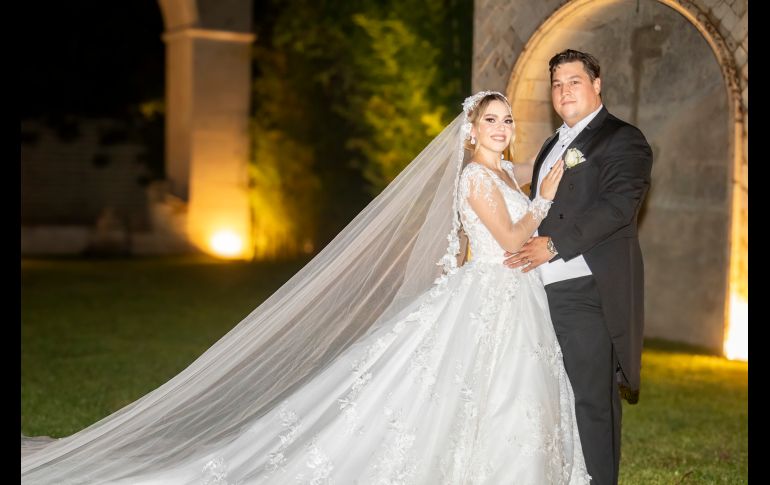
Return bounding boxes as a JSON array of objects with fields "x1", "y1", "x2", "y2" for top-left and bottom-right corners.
[{"x1": 120, "y1": 261, "x2": 590, "y2": 485}]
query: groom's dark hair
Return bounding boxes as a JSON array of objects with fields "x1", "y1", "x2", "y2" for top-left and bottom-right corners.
[{"x1": 548, "y1": 49, "x2": 601, "y2": 82}]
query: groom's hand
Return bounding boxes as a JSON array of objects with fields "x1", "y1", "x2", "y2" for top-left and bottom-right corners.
[{"x1": 504, "y1": 236, "x2": 552, "y2": 272}]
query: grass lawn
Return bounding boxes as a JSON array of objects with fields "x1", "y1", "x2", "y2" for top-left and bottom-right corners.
[
  {"x1": 21, "y1": 257, "x2": 747, "y2": 483},
  {"x1": 619, "y1": 340, "x2": 747, "y2": 484}
]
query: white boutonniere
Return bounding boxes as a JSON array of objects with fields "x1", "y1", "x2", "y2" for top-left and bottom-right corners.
[{"x1": 563, "y1": 148, "x2": 586, "y2": 169}]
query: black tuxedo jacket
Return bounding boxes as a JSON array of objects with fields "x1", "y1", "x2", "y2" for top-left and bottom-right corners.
[{"x1": 530, "y1": 106, "x2": 653, "y2": 401}]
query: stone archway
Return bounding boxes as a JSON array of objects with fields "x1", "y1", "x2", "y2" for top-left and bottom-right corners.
[{"x1": 474, "y1": 0, "x2": 747, "y2": 355}]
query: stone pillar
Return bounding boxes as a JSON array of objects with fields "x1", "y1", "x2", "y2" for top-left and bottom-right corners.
[{"x1": 159, "y1": 0, "x2": 255, "y2": 259}]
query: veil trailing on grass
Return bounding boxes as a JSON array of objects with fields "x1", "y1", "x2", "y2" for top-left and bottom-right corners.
[{"x1": 22, "y1": 111, "x2": 476, "y2": 482}]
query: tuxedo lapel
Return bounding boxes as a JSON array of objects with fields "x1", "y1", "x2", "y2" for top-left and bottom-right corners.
[
  {"x1": 530, "y1": 106, "x2": 611, "y2": 199},
  {"x1": 529, "y1": 132, "x2": 559, "y2": 200}
]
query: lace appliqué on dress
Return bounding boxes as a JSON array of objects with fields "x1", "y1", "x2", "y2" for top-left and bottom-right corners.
[
  {"x1": 531, "y1": 341, "x2": 564, "y2": 380},
  {"x1": 295, "y1": 437, "x2": 334, "y2": 485},
  {"x1": 462, "y1": 164, "x2": 500, "y2": 215},
  {"x1": 529, "y1": 195, "x2": 553, "y2": 222},
  {"x1": 457, "y1": 162, "x2": 553, "y2": 265},
  {"x1": 366, "y1": 406, "x2": 418, "y2": 484},
  {"x1": 263, "y1": 403, "x2": 302, "y2": 473},
  {"x1": 202, "y1": 457, "x2": 232, "y2": 485}
]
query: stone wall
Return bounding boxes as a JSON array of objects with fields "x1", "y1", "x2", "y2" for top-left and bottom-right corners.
[
  {"x1": 21, "y1": 118, "x2": 193, "y2": 255},
  {"x1": 21, "y1": 118, "x2": 150, "y2": 227}
]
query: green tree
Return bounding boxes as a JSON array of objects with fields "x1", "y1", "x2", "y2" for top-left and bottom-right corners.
[
  {"x1": 342, "y1": 0, "x2": 472, "y2": 194},
  {"x1": 344, "y1": 13, "x2": 447, "y2": 193},
  {"x1": 249, "y1": 46, "x2": 321, "y2": 259},
  {"x1": 248, "y1": 0, "x2": 472, "y2": 256}
]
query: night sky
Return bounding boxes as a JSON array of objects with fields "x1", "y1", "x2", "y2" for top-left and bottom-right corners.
[{"x1": 20, "y1": 1, "x2": 165, "y2": 119}]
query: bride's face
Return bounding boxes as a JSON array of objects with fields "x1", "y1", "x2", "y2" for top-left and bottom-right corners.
[{"x1": 472, "y1": 100, "x2": 514, "y2": 154}]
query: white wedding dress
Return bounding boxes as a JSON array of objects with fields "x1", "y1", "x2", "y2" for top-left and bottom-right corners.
[{"x1": 113, "y1": 161, "x2": 590, "y2": 485}]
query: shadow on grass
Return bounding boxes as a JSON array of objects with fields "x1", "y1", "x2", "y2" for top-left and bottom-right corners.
[{"x1": 642, "y1": 337, "x2": 723, "y2": 357}]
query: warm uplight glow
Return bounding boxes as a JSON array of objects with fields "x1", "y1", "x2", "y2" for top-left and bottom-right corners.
[
  {"x1": 210, "y1": 230, "x2": 244, "y2": 258},
  {"x1": 724, "y1": 293, "x2": 748, "y2": 361}
]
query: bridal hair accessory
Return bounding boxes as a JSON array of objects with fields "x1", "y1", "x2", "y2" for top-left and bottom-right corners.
[{"x1": 438, "y1": 90, "x2": 512, "y2": 274}]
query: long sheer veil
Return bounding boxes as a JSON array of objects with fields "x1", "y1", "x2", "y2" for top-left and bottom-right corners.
[{"x1": 22, "y1": 110, "x2": 477, "y2": 483}]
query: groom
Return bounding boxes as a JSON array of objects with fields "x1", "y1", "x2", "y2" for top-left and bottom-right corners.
[{"x1": 506, "y1": 49, "x2": 652, "y2": 484}]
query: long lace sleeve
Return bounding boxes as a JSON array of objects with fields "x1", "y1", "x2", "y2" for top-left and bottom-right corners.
[{"x1": 463, "y1": 166, "x2": 552, "y2": 253}]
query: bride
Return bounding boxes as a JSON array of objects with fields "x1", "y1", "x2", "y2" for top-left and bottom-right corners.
[{"x1": 21, "y1": 92, "x2": 590, "y2": 484}]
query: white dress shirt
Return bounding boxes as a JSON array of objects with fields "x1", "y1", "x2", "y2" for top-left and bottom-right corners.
[{"x1": 534, "y1": 104, "x2": 603, "y2": 286}]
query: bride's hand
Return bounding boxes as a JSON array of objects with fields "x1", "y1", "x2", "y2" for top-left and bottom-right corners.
[{"x1": 540, "y1": 159, "x2": 564, "y2": 201}]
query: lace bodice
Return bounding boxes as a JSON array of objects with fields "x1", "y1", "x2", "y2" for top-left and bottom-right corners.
[{"x1": 458, "y1": 161, "x2": 551, "y2": 264}]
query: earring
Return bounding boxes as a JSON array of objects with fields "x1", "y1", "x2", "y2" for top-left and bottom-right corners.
[
  {"x1": 471, "y1": 136, "x2": 476, "y2": 145},
  {"x1": 500, "y1": 153, "x2": 504, "y2": 159}
]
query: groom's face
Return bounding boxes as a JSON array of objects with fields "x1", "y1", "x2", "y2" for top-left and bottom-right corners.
[{"x1": 551, "y1": 61, "x2": 602, "y2": 127}]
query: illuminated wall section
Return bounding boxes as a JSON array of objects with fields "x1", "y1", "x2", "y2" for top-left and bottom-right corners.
[{"x1": 160, "y1": 0, "x2": 255, "y2": 260}]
